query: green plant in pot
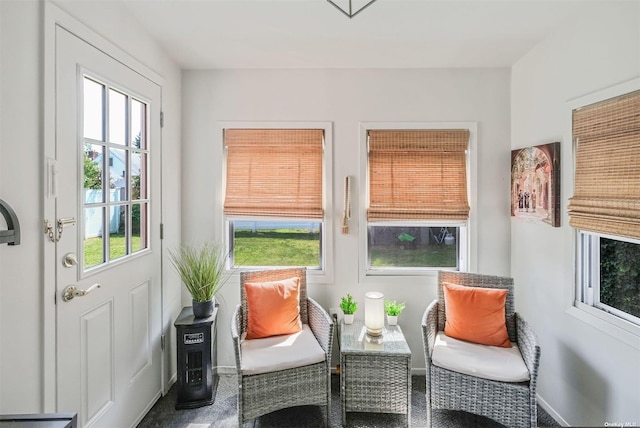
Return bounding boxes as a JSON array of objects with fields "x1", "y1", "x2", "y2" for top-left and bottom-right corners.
[
  {"x1": 169, "y1": 241, "x2": 229, "y2": 318},
  {"x1": 384, "y1": 299, "x2": 405, "y2": 326},
  {"x1": 340, "y1": 293, "x2": 358, "y2": 324}
]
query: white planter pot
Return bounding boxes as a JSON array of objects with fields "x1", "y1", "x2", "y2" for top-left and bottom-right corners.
[
  {"x1": 343, "y1": 314, "x2": 354, "y2": 324},
  {"x1": 387, "y1": 315, "x2": 398, "y2": 326}
]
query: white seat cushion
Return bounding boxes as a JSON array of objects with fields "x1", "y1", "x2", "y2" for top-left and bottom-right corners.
[
  {"x1": 432, "y1": 331, "x2": 530, "y2": 383},
  {"x1": 240, "y1": 324, "x2": 325, "y2": 375}
]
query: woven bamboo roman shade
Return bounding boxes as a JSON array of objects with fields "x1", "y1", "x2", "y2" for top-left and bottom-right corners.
[
  {"x1": 224, "y1": 129, "x2": 324, "y2": 219},
  {"x1": 568, "y1": 90, "x2": 640, "y2": 240},
  {"x1": 367, "y1": 129, "x2": 470, "y2": 221}
]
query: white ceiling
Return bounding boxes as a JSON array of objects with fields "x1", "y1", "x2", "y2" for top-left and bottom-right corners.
[{"x1": 117, "y1": 0, "x2": 599, "y2": 69}]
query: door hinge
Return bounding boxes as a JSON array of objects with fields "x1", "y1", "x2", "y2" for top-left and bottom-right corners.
[
  {"x1": 160, "y1": 111, "x2": 164, "y2": 128},
  {"x1": 161, "y1": 334, "x2": 166, "y2": 351},
  {"x1": 160, "y1": 223, "x2": 164, "y2": 240}
]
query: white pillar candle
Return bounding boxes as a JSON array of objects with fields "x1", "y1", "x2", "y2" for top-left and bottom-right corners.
[{"x1": 364, "y1": 291, "x2": 384, "y2": 337}]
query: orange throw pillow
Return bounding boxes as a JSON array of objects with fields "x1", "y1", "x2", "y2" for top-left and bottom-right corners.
[
  {"x1": 244, "y1": 277, "x2": 302, "y2": 339},
  {"x1": 443, "y1": 282, "x2": 511, "y2": 348}
]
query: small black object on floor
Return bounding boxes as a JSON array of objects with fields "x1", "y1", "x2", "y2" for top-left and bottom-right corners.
[{"x1": 174, "y1": 306, "x2": 218, "y2": 410}]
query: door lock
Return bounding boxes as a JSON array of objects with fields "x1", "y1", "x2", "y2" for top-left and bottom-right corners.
[
  {"x1": 44, "y1": 217, "x2": 76, "y2": 242},
  {"x1": 62, "y1": 252, "x2": 78, "y2": 268}
]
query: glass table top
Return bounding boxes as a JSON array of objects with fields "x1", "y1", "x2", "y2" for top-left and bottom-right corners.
[{"x1": 339, "y1": 319, "x2": 411, "y2": 355}]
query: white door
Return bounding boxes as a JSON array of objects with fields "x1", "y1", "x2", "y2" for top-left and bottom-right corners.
[{"x1": 54, "y1": 27, "x2": 162, "y2": 428}]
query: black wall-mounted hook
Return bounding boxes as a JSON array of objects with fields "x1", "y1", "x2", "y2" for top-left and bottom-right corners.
[{"x1": 0, "y1": 199, "x2": 20, "y2": 246}]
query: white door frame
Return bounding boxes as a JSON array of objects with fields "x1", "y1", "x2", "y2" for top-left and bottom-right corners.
[{"x1": 43, "y1": 0, "x2": 165, "y2": 412}]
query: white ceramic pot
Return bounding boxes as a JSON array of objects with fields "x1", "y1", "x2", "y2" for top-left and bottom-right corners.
[
  {"x1": 343, "y1": 314, "x2": 354, "y2": 324},
  {"x1": 387, "y1": 315, "x2": 398, "y2": 326}
]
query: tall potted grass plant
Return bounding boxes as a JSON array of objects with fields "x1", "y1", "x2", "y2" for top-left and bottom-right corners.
[{"x1": 169, "y1": 241, "x2": 229, "y2": 318}]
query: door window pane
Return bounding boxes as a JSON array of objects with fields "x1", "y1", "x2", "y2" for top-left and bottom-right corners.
[
  {"x1": 132, "y1": 203, "x2": 147, "y2": 253},
  {"x1": 84, "y1": 143, "x2": 104, "y2": 203},
  {"x1": 131, "y1": 99, "x2": 146, "y2": 149},
  {"x1": 110, "y1": 204, "x2": 127, "y2": 261},
  {"x1": 108, "y1": 89, "x2": 127, "y2": 146},
  {"x1": 109, "y1": 148, "x2": 127, "y2": 202},
  {"x1": 84, "y1": 207, "x2": 104, "y2": 269},
  {"x1": 131, "y1": 152, "x2": 146, "y2": 200},
  {"x1": 83, "y1": 78, "x2": 104, "y2": 141}
]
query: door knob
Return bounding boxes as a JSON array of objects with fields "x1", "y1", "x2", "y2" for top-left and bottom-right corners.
[
  {"x1": 62, "y1": 252, "x2": 78, "y2": 268},
  {"x1": 62, "y1": 283, "x2": 101, "y2": 302}
]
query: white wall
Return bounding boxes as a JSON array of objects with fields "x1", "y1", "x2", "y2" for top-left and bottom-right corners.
[
  {"x1": 0, "y1": 0, "x2": 45, "y2": 412},
  {"x1": 511, "y1": 2, "x2": 640, "y2": 426},
  {"x1": 182, "y1": 67, "x2": 512, "y2": 371},
  {"x1": 0, "y1": 0, "x2": 182, "y2": 413}
]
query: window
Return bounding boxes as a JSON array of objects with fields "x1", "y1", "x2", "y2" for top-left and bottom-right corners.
[
  {"x1": 223, "y1": 127, "x2": 327, "y2": 270},
  {"x1": 570, "y1": 87, "x2": 640, "y2": 328},
  {"x1": 365, "y1": 128, "x2": 470, "y2": 273},
  {"x1": 578, "y1": 232, "x2": 640, "y2": 324},
  {"x1": 82, "y1": 76, "x2": 149, "y2": 270}
]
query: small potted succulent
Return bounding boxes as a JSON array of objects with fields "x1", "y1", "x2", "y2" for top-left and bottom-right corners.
[
  {"x1": 340, "y1": 293, "x2": 358, "y2": 324},
  {"x1": 384, "y1": 299, "x2": 405, "y2": 326}
]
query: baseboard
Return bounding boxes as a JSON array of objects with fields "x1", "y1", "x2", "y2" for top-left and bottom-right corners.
[
  {"x1": 537, "y1": 394, "x2": 569, "y2": 427},
  {"x1": 216, "y1": 365, "x2": 237, "y2": 375},
  {"x1": 131, "y1": 389, "x2": 162, "y2": 428},
  {"x1": 164, "y1": 373, "x2": 177, "y2": 395}
]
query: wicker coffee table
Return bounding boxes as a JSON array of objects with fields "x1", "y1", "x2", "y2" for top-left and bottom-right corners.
[{"x1": 339, "y1": 319, "x2": 412, "y2": 426}]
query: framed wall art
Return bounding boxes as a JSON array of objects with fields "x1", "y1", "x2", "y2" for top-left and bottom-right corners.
[{"x1": 510, "y1": 142, "x2": 561, "y2": 227}]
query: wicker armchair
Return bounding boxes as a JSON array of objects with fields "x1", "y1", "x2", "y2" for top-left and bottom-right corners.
[
  {"x1": 231, "y1": 268, "x2": 334, "y2": 427},
  {"x1": 421, "y1": 271, "x2": 541, "y2": 428}
]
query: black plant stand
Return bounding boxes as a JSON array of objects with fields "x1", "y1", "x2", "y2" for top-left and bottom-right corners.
[{"x1": 174, "y1": 306, "x2": 218, "y2": 409}]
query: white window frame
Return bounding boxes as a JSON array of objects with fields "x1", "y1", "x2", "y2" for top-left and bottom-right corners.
[
  {"x1": 577, "y1": 231, "x2": 640, "y2": 323},
  {"x1": 218, "y1": 121, "x2": 334, "y2": 284},
  {"x1": 566, "y1": 78, "x2": 640, "y2": 350},
  {"x1": 358, "y1": 121, "x2": 477, "y2": 282},
  {"x1": 571, "y1": 230, "x2": 640, "y2": 349}
]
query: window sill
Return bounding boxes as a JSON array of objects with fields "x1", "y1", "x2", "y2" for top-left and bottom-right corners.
[
  {"x1": 566, "y1": 303, "x2": 640, "y2": 350},
  {"x1": 364, "y1": 268, "x2": 441, "y2": 277},
  {"x1": 228, "y1": 267, "x2": 334, "y2": 285}
]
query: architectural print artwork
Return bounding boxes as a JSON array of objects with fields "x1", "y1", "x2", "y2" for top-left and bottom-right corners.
[{"x1": 511, "y1": 142, "x2": 561, "y2": 227}]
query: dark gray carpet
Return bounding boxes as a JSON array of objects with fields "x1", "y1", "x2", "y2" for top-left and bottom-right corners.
[{"x1": 137, "y1": 374, "x2": 560, "y2": 427}]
